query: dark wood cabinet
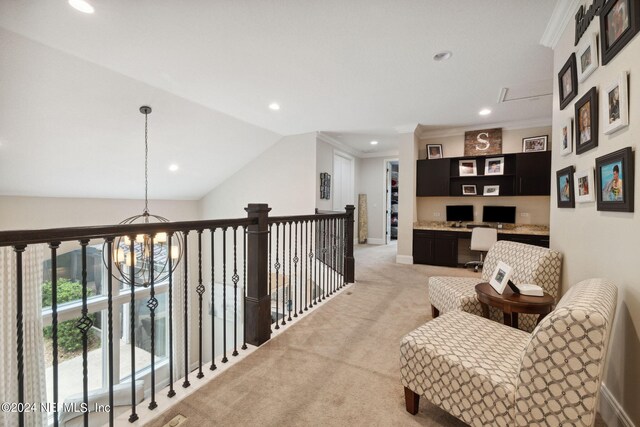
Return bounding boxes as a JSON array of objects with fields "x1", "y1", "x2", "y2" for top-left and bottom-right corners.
[
  {"x1": 515, "y1": 151, "x2": 552, "y2": 196},
  {"x1": 413, "y1": 230, "x2": 457, "y2": 267},
  {"x1": 499, "y1": 233, "x2": 549, "y2": 248},
  {"x1": 416, "y1": 158, "x2": 449, "y2": 196},
  {"x1": 412, "y1": 230, "x2": 434, "y2": 264}
]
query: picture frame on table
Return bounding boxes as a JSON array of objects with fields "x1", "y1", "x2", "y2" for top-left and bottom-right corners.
[
  {"x1": 575, "y1": 87, "x2": 599, "y2": 154},
  {"x1": 462, "y1": 185, "x2": 477, "y2": 196},
  {"x1": 603, "y1": 71, "x2": 629, "y2": 135},
  {"x1": 558, "y1": 53, "x2": 578, "y2": 110},
  {"x1": 560, "y1": 118, "x2": 573, "y2": 156},
  {"x1": 522, "y1": 135, "x2": 548, "y2": 152},
  {"x1": 459, "y1": 159, "x2": 477, "y2": 177},
  {"x1": 574, "y1": 168, "x2": 596, "y2": 203},
  {"x1": 595, "y1": 147, "x2": 634, "y2": 212},
  {"x1": 427, "y1": 144, "x2": 443, "y2": 159},
  {"x1": 577, "y1": 32, "x2": 599, "y2": 82},
  {"x1": 600, "y1": 0, "x2": 640, "y2": 65},
  {"x1": 484, "y1": 157, "x2": 504, "y2": 175},
  {"x1": 556, "y1": 165, "x2": 575, "y2": 208},
  {"x1": 483, "y1": 185, "x2": 500, "y2": 196},
  {"x1": 489, "y1": 261, "x2": 513, "y2": 294}
]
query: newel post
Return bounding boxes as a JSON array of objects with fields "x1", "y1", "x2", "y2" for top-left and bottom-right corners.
[
  {"x1": 244, "y1": 204, "x2": 272, "y2": 346},
  {"x1": 344, "y1": 205, "x2": 355, "y2": 283}
]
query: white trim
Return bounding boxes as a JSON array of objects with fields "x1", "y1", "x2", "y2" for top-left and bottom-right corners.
[
  {"x1": 393, "y1": 123, "x2": 419, "y2": 133},
  {"x1": 600, "y1": 383, "x2": 635, "y2": 427},
  {"x1": 366, "y1": 238, "x2": 386, "y2": 245},
  {"x1": 396, "y1": 255, "x2": 413, "y2": 264},
  {"x1": 540, "y1": 0, "x2": 581, "y2": 48},
  {"x1": 317, "y1": 131, "x2": 363, "y2": 158},
  {"x1": 418, "y1": 118, "x2": 552, "y2": 140},
  {"x1": 361, "y1": 150, "x2": 400, "y2": 159}
]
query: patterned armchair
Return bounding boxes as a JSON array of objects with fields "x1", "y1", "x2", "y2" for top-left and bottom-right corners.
[
  {"x1": 428, "y1": 240, "x2": 563, "y2": 332},
  {"x1": 400, "y1": 279, "x2": 617, "y2": 427}
]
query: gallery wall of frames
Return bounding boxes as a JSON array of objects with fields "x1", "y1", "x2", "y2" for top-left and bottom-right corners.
[{"x1": 556, "y1": 0, "x2": 637, "y2": 212}]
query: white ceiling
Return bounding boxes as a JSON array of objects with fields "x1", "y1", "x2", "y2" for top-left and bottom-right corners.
[{"x1": 0, "y1": 0, "x2": 557, "y2": 199}]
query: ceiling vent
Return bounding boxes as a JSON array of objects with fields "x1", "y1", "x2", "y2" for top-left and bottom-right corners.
[{"x1": 497, "y1": 80, "x2": 552, "y2": 103}]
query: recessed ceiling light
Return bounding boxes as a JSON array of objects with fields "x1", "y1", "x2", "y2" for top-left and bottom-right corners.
[
  {"x1": 478, "y1": 108, "x2": 492, "y2": 116},
  {"x1": 169, "y1": 164, "x2": 179, "y2": 172},
  {"x1": 433, "y1": 51, "x2": 452, "y2": 61},
  {"x1": 268, "y1": 103, "x2": 280, "y2": 111},
  {"x1": 68, "y1": 0, "x2": 95, "y2": 14},
  {"x1": 370, "y1": 140, "x2": 379, "y2": 145}
]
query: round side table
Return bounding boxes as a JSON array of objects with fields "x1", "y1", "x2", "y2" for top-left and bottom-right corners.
[{"x1": 475, "y1": 282, "x2": 554, "y2": 329}]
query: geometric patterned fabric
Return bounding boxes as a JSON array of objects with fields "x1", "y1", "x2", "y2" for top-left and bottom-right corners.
[
  {"x1": 428, "y1": 240, "x2": 563, "y2": 332},
  {"x1": 401, "y1": 279, "x2": 617, "y2": 427}
]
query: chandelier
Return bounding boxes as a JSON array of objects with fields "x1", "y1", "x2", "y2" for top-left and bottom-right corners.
[{"x1": 103, "y1": 106, "x2": 183, "y2": 287}]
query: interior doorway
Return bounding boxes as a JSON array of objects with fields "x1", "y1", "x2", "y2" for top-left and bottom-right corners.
[{"x1": 385, "y1": 160, "x2": 399, "y2": 244}]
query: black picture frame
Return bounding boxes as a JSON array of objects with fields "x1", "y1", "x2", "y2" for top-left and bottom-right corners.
[
  {"x1": 600, "y1": 0, "x2": 640, "y2": 65},
  {"x1": 556, "y1": 166, "x2": 575, "y2": 208},
  {"x1": 558, "y1": 54, "x2": 578, "y2": 110},
  {"x1": 595, "y1": 147, "x2": 634, "y2": 212},
  {"x1": 574, "y1": 87, "x2": 599, "y2": 154}
]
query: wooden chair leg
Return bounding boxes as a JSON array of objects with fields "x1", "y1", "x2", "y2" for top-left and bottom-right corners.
[
  {"x1": 404, "y1": 387, "x2": 419, "y2": 414},
  {"x1": 431, "y1": 305, "x2": 439, "y2": 318}
]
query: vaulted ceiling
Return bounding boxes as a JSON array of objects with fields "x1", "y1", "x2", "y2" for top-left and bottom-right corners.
[{"x1": 0, "y1": 0, "x2": 556, "y2": 199}]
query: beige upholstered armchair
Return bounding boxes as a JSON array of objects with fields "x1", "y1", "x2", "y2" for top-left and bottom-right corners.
[
  {"x1": 428, "y1": 240, "x2": 563, "y2": 332},
  {"x1": 401, "y1": 279, "x2": 617, "y2": 427}
]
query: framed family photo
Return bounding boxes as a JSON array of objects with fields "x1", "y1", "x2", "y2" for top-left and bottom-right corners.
[
  {"x1": 558, "y1": 53, "x2": 578, "y2": 110},
  {"x1": 560, "y1": 118, "x2": 573, "y2": 156},
  {"x1": 522, "y1": 135, "x2": 548, "y2": 152},
  {"x1": 462, "y1": 185, "x2": 477, "y2": 196},
  {"x1": 489, "y1": 261, "x2": 513, "y2": 294},
  {"x1": 556, "y1": 166, "x2": 575, "y2": 208},
  {"x1": 574, "y1": 168, "x2": 596, "y2": 203},
  {"x1": 577, "y1": 32, "x2": 599, "y2": 82},
  {"x1": 484, "y1": 157, "x2": 504, "y2": 175},
  {"x1": 483, "y1": 185, "x2": 500, "y2": 196},
  {"x1": 427, "y1": 144, "x2": 443, "y2": 159},
  {"x1": 603, "y1": 71, "x2": 629, "y2": 134},
  {"x1": 575, "y1": 87, "x2": 599, "y2": 154},
  {"x1": 600, "y1": 0, "x2": 640, "y2": 65},
  {"x1": 595, "y1": 147, "x2": 634, "y2": 212},
  {"x1": 459, "y1": 160, "x2": 477, "y2": 176}
]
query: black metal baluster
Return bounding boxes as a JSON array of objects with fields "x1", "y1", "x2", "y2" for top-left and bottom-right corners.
[
  {"x1": 210, "y1": 228, "x2": 217, "y2": 371},
  {"x1": 232, "y1": 227, "x2": 239, "y2": 356},
  {"x1": 269, "y1": 224, "x2": 273, "y2": 328},
  {"x1": 48, "y1": 242, "x2": 61, "y2": 427},
  {"x1": 341, "y1": 217, "x2": 346, "y2": 288},
  {"x1": 128, "y1": 236, "x2": 139, "y2": 422},
  {"x1": 322, "y1": 219, "x2": 327, "y2": 301},
  {"x1": 167, "y1": 233, "x2": 176, "y2": 397},
  {"x1": 241, "y1": 226, "x2": 248, "y2": 350},
  {"x1": 304, "y1": 221, "x2": 308, "y2": 311},
  {"x1": 293, "y1": 221, "x2": 299, "y2": 317},
  {"x1": 182, "y1": 231, "x2": 190, "y2": 389},
  {"x1": 329, "y1": 219, "x2": 334, "y2": 295},
  {"x1": 196, "y1": 230, "x2": 205, "y2": 379},
  {"x1": 77, "y1": 240, "x2": 90, "y2": 427},
  {"x1": 14, "y1": 244, "x2": 26, "y2": 427},
  {"x1": 338, "y1": 218, "x2": 343, "y2": 289},
  {"x1": 333, "y1": 218, "x2": 337, "y2": 294},
  {"x1": 274, "y1": 223, "x2": 280, "y2": 330},
  {"x1": 310, "y1": 222, "x2": 316, "y2": 306},
  {"x1": 105, "y1": 239, "x2": 114, "y2": 426},
  {"x1": 222, "y1": 227, "x2": 228, "y2": 363},
  {"x1": 287, "y1": 222, "x2": 292, "y2": 322},
  {"x1": 148, "y1": 235, "x2": 158, "y2": 409},
  {"x1": 281, "y1": 223, "x2": 287, "y2": 326}
]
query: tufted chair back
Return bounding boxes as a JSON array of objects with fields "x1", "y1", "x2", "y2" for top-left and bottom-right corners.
[{"x1": 514, "y1": 279, "x2": 617, "y2": 426}]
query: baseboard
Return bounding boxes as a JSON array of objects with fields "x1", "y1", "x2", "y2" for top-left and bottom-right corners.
[
  {"x1": 366, "y1": 238, "x2": 385, "y2": 245},
  {"x1": 600, "y1": 383, "x2": 635, "y2": 427},
  {"x1": 396, "y1": 255, "x2": 413, "y2": 264}
]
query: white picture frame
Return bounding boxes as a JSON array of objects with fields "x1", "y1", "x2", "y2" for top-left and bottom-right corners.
[
  {"x1": 603, "y1": 71, "x2": 629, "y2": 135},
  {"x1": 560, "y1": 118, "x2": 573, "y2": 156},
  {"x1": 574, "y1": 168, "x2": 595, "y2": 203},
  {"x1": 462, "y1": 185, "x2": 477, "y2": 195},
  {"x1": 484, "y1": 157, "x2": 504, "y2": 175},
  {"x1": 489, "y1": 261, "x2": 513, "y2": 294},
  {"x1": 483, "y1": 185, "x2": 500, "y2": 196},
  {"x1": 459, "y1": 159, "x2": 477, "y2": 176},
  {"x1": 577, "y1": 32, "x2": 599, "y2": 83}
]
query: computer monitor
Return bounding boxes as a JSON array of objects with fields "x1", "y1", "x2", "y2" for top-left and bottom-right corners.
[
  {"x1": 446, "y1": 205, "x2": 474, "y2": 222},
  {"x1": 482, "y1": 206, "x2": 516, "y2": 224}
]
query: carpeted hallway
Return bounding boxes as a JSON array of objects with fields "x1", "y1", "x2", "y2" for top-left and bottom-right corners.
[{"x1": 147, "y1": 243, "x2": 605, "y2": 427}]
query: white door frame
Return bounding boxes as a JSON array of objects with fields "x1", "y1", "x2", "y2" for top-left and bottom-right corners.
[{"x1": 384, "y1": 158, "x2": 399, "y2": 244}]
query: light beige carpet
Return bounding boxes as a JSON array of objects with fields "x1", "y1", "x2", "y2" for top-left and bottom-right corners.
[{"x1": 147, "y1": 243, "x2": 605, "y2": 427}]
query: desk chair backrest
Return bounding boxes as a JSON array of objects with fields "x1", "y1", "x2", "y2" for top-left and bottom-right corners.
[{"x1": 469, "y1": 227, "x2": 497, "y2": 252}]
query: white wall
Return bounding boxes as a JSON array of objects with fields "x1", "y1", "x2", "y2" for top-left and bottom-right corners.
[
  {"x1": 316, "y1": 138, "x2": 334, "y2": 212},
  {"x1": 550, "y1": 9, "x2": 640, "y2": 426}
]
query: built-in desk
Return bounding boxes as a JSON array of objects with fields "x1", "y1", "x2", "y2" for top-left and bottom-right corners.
[{"x1": 412, "y1": 221, "x2": 549, "y2": 267}]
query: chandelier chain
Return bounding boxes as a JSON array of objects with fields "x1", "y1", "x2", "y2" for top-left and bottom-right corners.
[{"x1": 144, "y1": 111, "x2": 149, "y2": 215}]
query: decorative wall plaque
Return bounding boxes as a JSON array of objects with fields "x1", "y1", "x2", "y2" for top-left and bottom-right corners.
[{"x1": 464, "y1": 128, "x2": 502, "y2": 156}]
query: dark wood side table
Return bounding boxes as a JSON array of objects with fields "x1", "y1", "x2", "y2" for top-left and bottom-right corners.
[{"x1": 475, "y1": 282, "x2": 554, "y2": 329}]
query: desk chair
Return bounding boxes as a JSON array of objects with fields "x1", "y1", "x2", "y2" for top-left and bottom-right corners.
[{"x1": 465, "y1": 227, "x2": 497, "y2": 272}]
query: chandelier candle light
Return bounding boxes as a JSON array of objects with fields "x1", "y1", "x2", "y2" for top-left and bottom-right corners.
[{"x1": 103, "y1": 106, "x2": 182, "y2": 287}]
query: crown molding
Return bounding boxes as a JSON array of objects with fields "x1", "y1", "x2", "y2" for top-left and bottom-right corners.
[
  {"x1": 360, "y1": 150, "x2": 400, "y2": 159},
  {"x1": 540, "y1": 0, "x2": 581, "y2": 48},
  {"x1": 418, "y1": 118, "x2": 552, "y2": 140},
  {"x1": 316, "y1": 132, "x2": 364, "y2": 158}
]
